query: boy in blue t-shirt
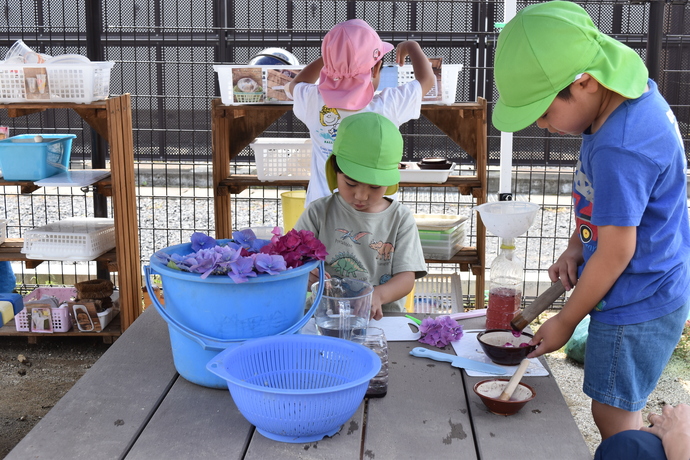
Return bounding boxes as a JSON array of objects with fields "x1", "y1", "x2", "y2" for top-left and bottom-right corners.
[{"x1": 492, "y1": 1, "x2": 690, "y2": 441}]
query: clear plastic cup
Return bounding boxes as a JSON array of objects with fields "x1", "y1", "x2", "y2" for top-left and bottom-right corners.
[
  {"x1": 5, "y1": 39, "x2": 35, "y2": 62},
  {"x1": 312, "y1": 277, "x2": 373, "y2": 341}
]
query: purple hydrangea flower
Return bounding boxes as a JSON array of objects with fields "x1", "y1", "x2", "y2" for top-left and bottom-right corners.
[
  {"x1": 190, "y1": 232, "x2": 217, "y2": 252},
  {"x1": 418, "y1": 316, "x2": 464, "y2": 348},
  {"x1": 253, "y1": 253, "x2": 287, "y2": 275}
]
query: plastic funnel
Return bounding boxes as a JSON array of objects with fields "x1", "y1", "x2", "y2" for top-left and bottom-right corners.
[{"x1": 474, "y1": 201, "x2": 539, "y2": 239}]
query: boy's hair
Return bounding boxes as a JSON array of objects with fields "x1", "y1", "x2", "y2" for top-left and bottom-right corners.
[
  {"x1": 492, "y1": 0, "x2": 648, "y2": 132},
  {"x1": 325, "y1": 112, "x2": 403, "y2": 195},
  {"x1": 319, "y1": 19, "x2": 394, "y2": 111}
]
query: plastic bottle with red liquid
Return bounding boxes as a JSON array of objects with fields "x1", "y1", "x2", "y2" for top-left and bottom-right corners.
[{"x1": 486, "y1": 238, "x2": 523, "y2": 330}]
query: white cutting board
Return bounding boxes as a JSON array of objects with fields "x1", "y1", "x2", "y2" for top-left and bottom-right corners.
[{"x1": 369, "y1": 317, "x2": 421, "y2": 341}]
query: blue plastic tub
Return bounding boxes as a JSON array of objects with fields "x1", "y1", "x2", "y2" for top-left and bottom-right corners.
[
  {"x1": 0, "y1": 134, "x2": 75, "y2": 180},
  {"x1": 145, "y1": 243, "x2": 325, "y2": 389}
]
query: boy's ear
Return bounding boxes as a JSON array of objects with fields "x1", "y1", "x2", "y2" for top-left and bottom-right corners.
[{"x1": 577, "y1": 73, "x2": 599, "y2": 93}]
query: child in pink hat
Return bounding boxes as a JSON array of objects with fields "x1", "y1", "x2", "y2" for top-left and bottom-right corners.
[{"x1": 285, "y1": 19, "x2": 435, "y2": 207}]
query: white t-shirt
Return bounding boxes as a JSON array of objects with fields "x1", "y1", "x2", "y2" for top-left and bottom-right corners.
[{"x1": 286, "y1": 81, "x2": 423, "y2": 206}]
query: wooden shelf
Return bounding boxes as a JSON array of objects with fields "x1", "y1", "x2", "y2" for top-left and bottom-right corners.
[
  {"x1": 0, "y1": 314, "x2": 121, "y2": 344},
  {"x1": 210, "y1": 99, "x2": 488, "y2": 308},
  {"x1": 0, "y1": 176, "x2": 113, "y2": 197},
  {"x1": 0, "y1": 95, "x2": 141, "y2": 338}
]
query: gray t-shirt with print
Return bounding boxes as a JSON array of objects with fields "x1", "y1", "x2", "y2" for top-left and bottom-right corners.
[{"x1": 296, "y1": 193, "x2": 427, "y2": 312}]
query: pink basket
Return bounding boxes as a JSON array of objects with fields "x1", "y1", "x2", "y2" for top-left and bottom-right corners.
[{"x1": 16, "y1": 287, "x2": 77, "y2": 332}]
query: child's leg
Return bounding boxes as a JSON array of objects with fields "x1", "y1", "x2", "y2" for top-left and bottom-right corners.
[
  {"x1": 591, "y1": 400, "x2": 642, "y2": 440},
  {"x1": 584, "y1": 300, "x2": 689, "y2": 439}
]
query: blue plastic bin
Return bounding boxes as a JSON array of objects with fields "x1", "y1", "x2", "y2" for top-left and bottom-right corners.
[{"x1": 0, "y1": 134, "x2": 76, "y2": 180}]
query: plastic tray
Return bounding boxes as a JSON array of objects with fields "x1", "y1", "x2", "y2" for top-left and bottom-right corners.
[
  {"x1": 250, "y1": 138, "x2": 312, "y2": 181},
  {"x1": 0, "y1": 61, "x2": 114, "y2": 103},
  {"x1": 0, "y1": 134, "x2": 75, "y2": 181},
  {"x1": 415, "y1": 214, "x2": 467, "y2": 232},
  {"x1": 399, "y1": 162, "x2": 454, "y2": 183},
  {"x1": 21, "y1": 217, "x2": 116, "y2": 261},
  {"x1": 420, "y1": 229, "x2": 466, "y2": 260},
  {"x1": 0, "y1": 219, "x2": 5, "y2": 244}
]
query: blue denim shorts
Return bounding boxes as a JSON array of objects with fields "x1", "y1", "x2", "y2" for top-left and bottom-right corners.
[{"x1": 583, "y1": 299, "x2": 690, "y2": 412}]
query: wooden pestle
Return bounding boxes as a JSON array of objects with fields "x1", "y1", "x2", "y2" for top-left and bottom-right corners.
[
  {"x1": 510, "y1": 280, "x2": 566, "y2": 332},
  {"x1": 499, "y1": 358, "x2": 531, "y2": 401}
]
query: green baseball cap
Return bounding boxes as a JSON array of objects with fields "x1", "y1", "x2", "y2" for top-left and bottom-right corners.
[
  {"x1": 493, "y1": 1, "x2": 648, "y2": 132},
  {"x1": 325, "y1": 112, "x2": 403, "y2": 195}
]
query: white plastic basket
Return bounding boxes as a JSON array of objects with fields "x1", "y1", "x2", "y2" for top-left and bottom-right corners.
[
  {"x1": 412, "y1": 274, "x2": 464, "y2": 314},
  {"x1": 214, "y1": 64, "x2": 304, "y2": 105},
  {"x1": 250, "y1": 138, "x2": 312, "y2": 181},
  {"x1": 398, "y1": 64, "x2": 463, "y2": 104},
  {"x1": 0, "y1": 61, "x2": 114, "y2": 104},
  {"x1": 21, "y1": 217, "x2": 116, "y2": 261}
]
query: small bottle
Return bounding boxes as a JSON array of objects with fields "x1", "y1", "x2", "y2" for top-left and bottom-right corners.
[
  {"x1": 354, "y1": 326, "x2": 388, "y2": 397},
  {"x1": 486, "y1": 238, "x2": 523, "y2": 330}
]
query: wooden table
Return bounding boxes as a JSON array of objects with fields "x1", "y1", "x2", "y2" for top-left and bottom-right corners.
[{"x1": 6, "y1": 308, "x2": 591, "y2": 459}]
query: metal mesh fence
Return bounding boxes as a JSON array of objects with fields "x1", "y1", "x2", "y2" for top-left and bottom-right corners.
[{"x1": 1, "y1": 0, "x2": 689, "y2": 306}]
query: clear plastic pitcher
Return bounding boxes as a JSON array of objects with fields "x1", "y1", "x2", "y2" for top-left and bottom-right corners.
[{"x1": 312, "y1": 278, "x2": 373, "y2": 341}]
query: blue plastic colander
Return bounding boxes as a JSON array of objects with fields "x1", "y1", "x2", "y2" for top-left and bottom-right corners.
[{"x1": 206, "y1": 334, "x2": 381, "y2": 443}]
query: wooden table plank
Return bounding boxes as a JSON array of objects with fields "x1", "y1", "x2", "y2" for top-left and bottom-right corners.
[
  {"x1": 363, "y1": 341, "x2": 478, "y2": 459},
  {"x1": 5, "y1": 308, "x2": 177, "y2": 460},
  {"x1": 125, "y1": 378, "x2": 254, "y2": 460},
  {"x1": 244, "y1": 405, "x2": 365, "y2": 459},
  {"x1": 465, "y1": 372, "x2": 591, "y2": 459}
]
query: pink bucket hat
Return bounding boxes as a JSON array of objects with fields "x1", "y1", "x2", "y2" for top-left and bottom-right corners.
[{"x1": 319, "y1": 19, "x2": 394, "y2": 110}]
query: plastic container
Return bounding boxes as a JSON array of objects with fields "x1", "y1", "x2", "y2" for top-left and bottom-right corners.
[
  {"x1": 206, "y1": 334, "x2": 381, "y2": 443},
  {"x1": 146, "y1": 247, "x2": 325, "y2": 389},
  {"x1": 280, "y1": 190, "x2": 306, "y2": 232},
  {"x1": 411, "y1": 273, "x2": 463, "y2": 314},
  {"x1": 352, "y1": 327, "x2": 389, "y2": 397},
  {"x1": 213, "y1": 64, "x2": 304, "y2": 105},
  {"x1": 251, "y1": 138, "x2": 312, "y2": 181},
  {"x1": 15, "y1": 287, "x2": 77, "y2": 332},
  {"x1": 16, "y1": 303, "x2": 72, "y2": 332},
  {"x1": 415, "y1": 214, "x2": 467, "y2": 237},
  {"x1": 21, "y1": 217, "x2": 116, "y2": 261},
  {"x1": 486, "y1": 240, "x2": 523, "y2": 330},
  {"x1": 0, "y1": 134, "x2": 76, "y2": 181},
  {"x1": 420, "y1": 228, "x2": 466, "y2": 260},
  {"x1": 397, "y1": 64, "x2": 463, "y2": 104},
  {"x1": 399, "y1": 162, "x2": 455, "y2": 183},
  {"x1": 0, "y1": 218, "x2": 6, "y2": 244},
  {"x1": 0, "y1": 61, "x2": 114, "y2": 103}
]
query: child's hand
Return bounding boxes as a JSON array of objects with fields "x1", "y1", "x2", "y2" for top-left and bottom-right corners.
[
  {"x1": 370, "y1": 288, "x2": 385, "y2": 321},
  {"x1": 308, "y1": 268, "x2": 330, "y2": 291},
  {"x1": 549, "y1": 242, "x2": 583, "y2": 291},
  {"x1": 527, "y1": 312, "x2": 577, "y2": 358},
  {"x1": 395, "y1": 40, "x2": 416, "y2": 66}
]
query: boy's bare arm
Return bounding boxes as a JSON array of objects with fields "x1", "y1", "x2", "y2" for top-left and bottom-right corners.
[
  {"x1": 529, "y1": 225, "x2": 636, "y2": 358},
  {"x1": 370, "y1": 271, "x2": 416, "y2": 321},
  {"x1": 286, "y1": 57, "x2": 324, "y2": 96},
  {"x1": 395, "y1": 41, "x2": 435, "y2": 96}
]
